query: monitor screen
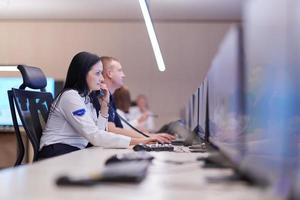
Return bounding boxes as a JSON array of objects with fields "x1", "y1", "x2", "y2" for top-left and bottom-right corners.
[
  {"x1": 191, "y1": 91, "x2": 198, "y2": 131},
  {"x1": 179, "y1": 102, "x2": 189, "y2": 130},
  {"x1": 291, "y1": 0, "x2": 300, "y2": 198},
  {"x1": 207, "y1": 24, "x2": 245, "y2": 166},
  {"x1": 187, "y1": 96, "x2": 193, "y2": 131},
  {"x1": 197, "y1": 78, "x2": 207, "y2": 140},
  {"x1": 240, "y1": 0, "x2": 299, "y2": 196},
  {"x1": 0, "y1": 77, "x2": 55, "y2": 126}
]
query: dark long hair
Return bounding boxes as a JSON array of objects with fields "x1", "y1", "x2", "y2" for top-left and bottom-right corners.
[
  {"x1": 113, "y1": 86, "x2": 131, "y2": 113},
  {"x1": 50, "y1": 51, "x2": 101, "y2": 116}
]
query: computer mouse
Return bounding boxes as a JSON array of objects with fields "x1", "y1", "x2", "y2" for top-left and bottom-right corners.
[{"x1": 132, "y1": 144, "x2": 151, "y2": 151}]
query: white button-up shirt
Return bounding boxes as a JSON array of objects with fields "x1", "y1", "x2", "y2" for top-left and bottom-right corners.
[{"x1": 40, "y1": 89, "x2": 131, "y2": 150}]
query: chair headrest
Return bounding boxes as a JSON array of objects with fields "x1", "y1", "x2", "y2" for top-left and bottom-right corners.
[{"x1": 17, "y1": 65, "x2": 47, "y2": 91}]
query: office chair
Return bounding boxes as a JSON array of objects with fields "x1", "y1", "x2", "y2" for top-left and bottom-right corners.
[{"x1": 8, "y1": 65, "x2": 54, "y2": 166}]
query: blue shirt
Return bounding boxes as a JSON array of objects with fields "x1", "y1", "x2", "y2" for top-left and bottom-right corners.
[{"x1": 108, "y1": 94, "x2": 123, "y2": 128}]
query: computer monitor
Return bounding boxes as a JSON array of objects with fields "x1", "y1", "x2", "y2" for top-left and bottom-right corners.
[
  {"x1": 187, "y1": 96, "x2": 193, "y2": 131},
  {"x1": 291, "y1": 0, "x2": 300, "y2": 198},
  {"x1": 191, "y1": 91, "x2": 198, "y2": 132},
  {"x1": 240, "y1": 0, "x2": 299, "y2": 196},
  {"x1": 182, "y1": 97, "x2": 193, "y2": 129},
  {"x1": 207, "y1": 24, "x2": 245, "y2": 167},
  {"x1": 178, "y1": 102, "x2": 190, "y2": 130},
  {"x1": 0, "y1": 77, "x2": 55, "y2": 127},
  {"x1": 197, "y1": 78, "x2": 207, "y2": 140}
]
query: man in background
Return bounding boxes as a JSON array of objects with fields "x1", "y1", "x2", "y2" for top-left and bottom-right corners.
[{"x1": 100, "y1": 56, "x2": 174, "y2": 143}]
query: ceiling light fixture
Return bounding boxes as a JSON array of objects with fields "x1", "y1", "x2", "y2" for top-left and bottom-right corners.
[
  {"x1": 0, "y1": 65, "x2": 18, "y2": 72},
  {"x1": 138, "y1": 0, "x2": 166, "y2": 72},
  {"x1": 0, "y1": 0, "x2": 10, "y2": 7}
]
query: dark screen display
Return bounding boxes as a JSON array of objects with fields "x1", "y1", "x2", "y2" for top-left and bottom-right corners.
[
  {"x1": 207, "y1": 25, "x2": 245, "y2": 166},
  {"x1": 197, "y1": 79, "x2": 207, "y2": 140},
  {"x1": 241, "y1": 0, "x2": 299, "y2": 197}
]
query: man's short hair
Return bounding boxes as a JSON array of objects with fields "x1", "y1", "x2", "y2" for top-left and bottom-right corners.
[{"x1": 100, "y1": 56, "x2": 119, "y2": 74}]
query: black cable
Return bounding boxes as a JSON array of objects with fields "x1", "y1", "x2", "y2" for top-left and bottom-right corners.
[
  {"x1": 116, "y1": 112, "x2": 150, "y2": 138},
  {"x1": 103, "y1": 95, "x2": 149, "y2": 138}
]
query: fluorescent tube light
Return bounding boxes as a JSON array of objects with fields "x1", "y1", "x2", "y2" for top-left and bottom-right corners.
[
  {"x1": 138, "y1": 0, "x2": 166, "y2": 72},
  {"x1": 0, "y1": 66, "x2": 18, "y2": 72}
]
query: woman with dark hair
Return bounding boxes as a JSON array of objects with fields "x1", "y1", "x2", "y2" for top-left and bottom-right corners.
[{"x1": 38, "y1": 52, "x2": 158, "y2": 159}]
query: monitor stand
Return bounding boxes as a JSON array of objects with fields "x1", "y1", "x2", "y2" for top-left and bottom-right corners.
[{"x1": 197, "y1": 151, "x2": 233, "y2": 169}]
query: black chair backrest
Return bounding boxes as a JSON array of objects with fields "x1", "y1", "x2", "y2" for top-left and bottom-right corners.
[
  {"x1": 8, "y1": 65, "x2": 54, "y2": 165},
  {"x1": 12, "y1": 89, "x2": 53, "y2": 162},
  {"x1": 18, "y1": 65, "x2": 47, "y2": 91},
  {"x1": 8, "y1": 90, "x2": 24, "y2": 166}
]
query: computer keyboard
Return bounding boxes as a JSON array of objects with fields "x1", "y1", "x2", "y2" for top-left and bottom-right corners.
[{"x1": 133, "y1": 143, "x2": 175, "y2": 152}]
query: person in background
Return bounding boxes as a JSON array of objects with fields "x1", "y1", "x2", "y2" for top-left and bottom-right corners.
[
  {"x1": 113, "y1": 86, "x2": 152, "y2": 132},
  {"x1": 130, "y1": 94, "x2": 155, "y2": 132},
  {"x1": 100, "y1": 56, "x2": 175, "y2": 143},
  {"x1": 38, "y1": 52, "x2": 159, "y2": 160}
]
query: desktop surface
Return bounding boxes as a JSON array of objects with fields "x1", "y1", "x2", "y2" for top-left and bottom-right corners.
[{"x1": 0, "y1": 147, "x2": 276, "y2": 200}]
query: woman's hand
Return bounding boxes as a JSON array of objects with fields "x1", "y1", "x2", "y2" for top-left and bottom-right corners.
[
  {"x1": 137, "y1": 112, "x2": 149, "y2": 123},
  {"x1": 148, "y1": 133, "x2": 176, "y2": 143},
  {"x1": 130, "y1": 137, "x2": 160, "y2": 145},
  {"x1": 97, "y1": 83, "x2": 110, "y2": 118},
  {"x1": 130, "y1": 132, "x2": 176, "y2": 145},
  {"x1": 98, "y1": 83, "x2": 110, "y2": 104}
]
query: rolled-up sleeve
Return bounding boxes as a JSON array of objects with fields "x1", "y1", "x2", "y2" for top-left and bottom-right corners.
[
  {"x1": 59, "y1": 91, "x2": 131, "y2": 148},
  {"x1": 96, "y1": 114, "x2": 108, "y2": 131}
]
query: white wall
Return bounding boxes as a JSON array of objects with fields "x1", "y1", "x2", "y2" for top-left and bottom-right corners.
[{"x1": 0, "y1": 21, "x2": 231, "y2": 128}]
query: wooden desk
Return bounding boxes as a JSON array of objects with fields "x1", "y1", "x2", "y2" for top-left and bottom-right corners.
[
  {"x1": 0, "y1": 147, "x2": 276, "y2": 200},
  {"x1": 0, "y1": 132, "x2": 17, "y2": 168},
  {"x1": 0, "y1": 129, "x2": 32, "y2": 168}
]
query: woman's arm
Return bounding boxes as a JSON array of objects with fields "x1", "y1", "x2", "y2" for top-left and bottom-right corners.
[{"x1": 59, "y1": 90, "x2": 131, "y2": 148}]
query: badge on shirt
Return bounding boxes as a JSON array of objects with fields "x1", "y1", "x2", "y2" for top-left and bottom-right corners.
[{"x1": 72, "y1": 108, "x2": 86, "y2": 116}]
